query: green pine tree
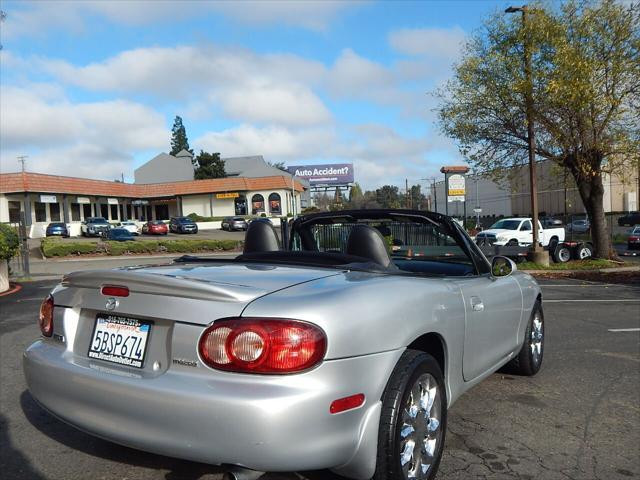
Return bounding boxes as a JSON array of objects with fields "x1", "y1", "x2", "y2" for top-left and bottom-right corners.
[
  {"x1": 170, "y1": 116, "x2": 194, "y2": 157},
  {"x1": 194, "y1": 151, "x2": 226, "y2": 179}
]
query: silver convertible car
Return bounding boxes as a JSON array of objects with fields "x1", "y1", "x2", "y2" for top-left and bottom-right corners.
[{"x1": 24, "y1": 209, "x2": 544, "y2": 480}]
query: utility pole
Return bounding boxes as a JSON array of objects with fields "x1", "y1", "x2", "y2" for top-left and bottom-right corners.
[
  {"x1": 17, "y1": 155, "x2": 28, "y2": 172},
  {"x1": 405, "y1": 178, "x2": 411, "y2": 209},
  {"x1": 422, "y1": 177, "x2": 438, "y2": 213},
  {"x1": 506, "y1": 5, "x2": 547, "y2": 264}
]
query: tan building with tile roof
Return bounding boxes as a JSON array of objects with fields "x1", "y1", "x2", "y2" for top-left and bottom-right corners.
[{"x1": 0, "y1": 171, "x2": 305, "y2": 238}]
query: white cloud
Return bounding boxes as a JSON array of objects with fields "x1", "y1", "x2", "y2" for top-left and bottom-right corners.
[
  {"x1": 347, "y1": 124, "x2": 430, "y2": 162},
  {"x1": 1, "y1": 0, "x2": 363, "y2": 40},
  {"x1": 0, "y1": 86, "x2": 168, "y2": 179},
  {"x1": 327, "y1": 49, "x2": 395, "y2": 98},
  {"x1": 207, "y1": 0, "x2": 364, "y2": 32},
  {"x1": 38, "y1": 46, "x2": 331, "y2": 126},
  {"x1": 1, "y1": 86, "x2": 167, "y2": 150},
  {"x1": 388, "y1": 26, "x2": 467, "y2": 59},
  {"x1": 216, "y1": 82, "x2": 332, "y2": 126},
  {"x1": 2, "y1": 144, "x2": 134, "y2": 180},
  {"x1": 196, "y1": 124, "x2": 335, "y2": 160}
]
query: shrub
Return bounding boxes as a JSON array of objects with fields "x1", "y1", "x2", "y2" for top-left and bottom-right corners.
[
  {"x1": 42, "y1": 238, "x2": 98, "y2": 257},
  {"x1": 41, "y1": 237, "x2": 242, "y2": 257},
  {"x1": 0, "y1": 224, "x2": 20, "y2": 261},
  {"x1": 106, "y1": 241, "x2": 159, "y2": 256}
]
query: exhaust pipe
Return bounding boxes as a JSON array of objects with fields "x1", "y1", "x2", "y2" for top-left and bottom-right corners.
[{"x1": 222, "y1": 466, "x2": 265, "y2": 480}]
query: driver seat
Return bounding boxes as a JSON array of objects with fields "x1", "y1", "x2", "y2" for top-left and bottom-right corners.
[
  {"x1": 243, "y1": 220, "x2": 280, "y2": 253},
  {"x1": 346, "y1": 225, "x2": 393, "y2": 268}
]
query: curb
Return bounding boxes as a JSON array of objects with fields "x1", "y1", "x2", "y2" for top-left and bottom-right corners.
[
  {"x1": 33, "y1": 251, "x2": 238, "y2": 263},
  {"x1": 0, "y1": 283, "x2": 23, "y2": 296},
  {"x1": 523, "y1": 266, "x2": 640, "y2": 274}
]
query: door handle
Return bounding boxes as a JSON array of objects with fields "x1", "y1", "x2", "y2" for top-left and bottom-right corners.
[{"x1": 470, "y1": 296, "x2": 484, "y2": 312}]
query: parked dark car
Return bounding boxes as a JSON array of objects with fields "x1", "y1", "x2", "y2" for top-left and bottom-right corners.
[
  {"x1": 221, "y1": 216, "x2": 248, "y2": 231},
  {"x1": 567, "y1": 219, "x2": 590, "y2": 233},
  {"x1": 170, "y1": 216, "x2": 198, "y2": 234},
  {"x1": 628, "y1": 226, "x2": 640, "y2": 250},
  {"x1": 540, "y1": 216, "x2": 563, "y2": 228},
  {"x1": 618, "y1": 211, "x2": 640, "y2": 227},
  {"x1": 81, "y1": 217, "x2": 111, "y2": 237},
  {"x1": 141, "y1": 220, "x2": 168, "y2": 235},
  {"x1": 104, "y1": 228, "x2": 134, "y2": 242},
  {"x1": 45, "y1": 223, "x2": 69, "y2": 238}
]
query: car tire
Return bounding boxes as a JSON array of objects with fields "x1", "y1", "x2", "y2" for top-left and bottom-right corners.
[
  {"x1": 552, "y1": 244, "x2": 571, "y2": 263},
  {"x1": 573, "y1": 242, "x2": 593, "y2": 260},
  {"x1": 373, "y1": 350, "x2": 446, "y2": 480},
  {"x1": 507, "y1": 239, "x2": 518, "y2": 246},
  {"x1": 503, "y1": 301, "x2": 544, "y2": 376},
  {"x1": 548, "y1": 237, "x2": 558, "y2": 253}
]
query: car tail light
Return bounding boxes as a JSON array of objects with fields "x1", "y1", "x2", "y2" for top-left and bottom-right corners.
[
  {"x1": 198, "y1": 318, "x2": 327, "y2": 374},
  {"x1": 101, "y1": 285, "x2": 130, "y2": 297},
  {"x1": 39, "y1": 295, "x2": 54, "y2": 337}
]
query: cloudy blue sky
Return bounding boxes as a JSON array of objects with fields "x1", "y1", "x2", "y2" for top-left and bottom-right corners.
[{"x1": 2, "y1": 0, "x2": 519, "y2": 189}]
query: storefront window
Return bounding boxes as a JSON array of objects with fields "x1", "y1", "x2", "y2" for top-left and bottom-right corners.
[
  {"x1": 100, "y1": 204, "x2": 109, "y2": 218},
  {"x1": 155, "y1": 204, "x2": 169, "y2": 220},
  {"x1": 82, "y1": 204, "x2": 92, "y2": 219},
  {"x1": 34, "y1": 202, "x2": 47, "y2": 222},
  {"x1": 8, "y1": 201, "x2": 21, "y2": 223},
  {"x1": 110, "y1": 204, "x2": 119, "y2": 221},
  {"x1": 251, "y1": 194, "x2": 265, "y2": 215},
  {"x1": 50, "y1": 203, "x2": 61, "y2": 222},
  {"x1": 71, "y1": 203, "x2": 81, "y2": 221},
  {"x1": 126, "y1": 204, "x2": 132, "y2": 219},
  {"x1": 235, "y1": 196, "x2": 247, "y2": 215},
  {"x1": 268, "y1": 193, "x2": 281, "y2": 215}
]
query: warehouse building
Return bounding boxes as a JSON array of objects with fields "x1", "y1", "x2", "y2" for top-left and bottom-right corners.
[{"x1": 431, "y1": 160, "x2": 638, "y2": 220}]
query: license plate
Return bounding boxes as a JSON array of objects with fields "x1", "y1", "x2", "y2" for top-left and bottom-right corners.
[{"x1": 88, "y1": 314, "x2": 151, "y2": 368}]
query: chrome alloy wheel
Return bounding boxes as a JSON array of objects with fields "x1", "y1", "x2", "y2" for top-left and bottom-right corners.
[
  {"x1": 399, "y1": 373, "x2": 442, "y2": 479},
  {"x1": 530, "y1": 312, "x2": 544, "y2": 365}
]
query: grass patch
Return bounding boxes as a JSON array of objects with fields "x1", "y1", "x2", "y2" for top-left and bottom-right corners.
[
  {"x1": 519, "y1": 259, "x2": 627, "y2": 271},
  {"x1": 41, "y1": 237, "x2": 242, "y2": 258}
]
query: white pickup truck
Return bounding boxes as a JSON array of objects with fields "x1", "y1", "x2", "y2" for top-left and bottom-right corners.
[{"x1": 476, "y1": 217, "x2": 565, "y2": 248}]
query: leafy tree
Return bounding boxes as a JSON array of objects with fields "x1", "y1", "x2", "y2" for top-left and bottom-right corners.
[
  {"x1": 268, "y1": 161, "x2": 288, "y2": 172},
  {"x1": 437, "y1": 0, "x2": 639, "y2": 258},
  {"x1": 407, "y1": 185, "x2": 427, "y2": 209},
  {"x1": 376, "y1": 185, "x2": 401, "y2": 209},
  {"x1": 194, "y1": 151, "x2": 226, "y2": 180},
  {"x1": 349, "y1": 183, "x2": 364, "y2": 204},
  {"x1": 170, "y1": 116, "x2": 194, "y2": 157}
]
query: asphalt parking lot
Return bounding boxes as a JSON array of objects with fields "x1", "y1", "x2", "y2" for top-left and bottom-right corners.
[{"x1": 1, "y1": 278, "x2": 638, "y2": 480}]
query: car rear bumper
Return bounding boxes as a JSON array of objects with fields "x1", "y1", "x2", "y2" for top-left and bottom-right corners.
[{"x1": 24, "y1": 339, "x2": 400, "y2": 477}]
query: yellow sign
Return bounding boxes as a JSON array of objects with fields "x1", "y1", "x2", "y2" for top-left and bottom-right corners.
[{"x1": 216, "y1": 192, "x2": 240, "y2": 199}]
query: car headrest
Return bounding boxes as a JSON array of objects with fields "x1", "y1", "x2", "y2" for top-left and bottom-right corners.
[
  {"x1": 346, "y1": 224, "x2": 393, "y2": 268},
  {"x1": 243, "y1": 220, "x2": 280, "y2": 254}
]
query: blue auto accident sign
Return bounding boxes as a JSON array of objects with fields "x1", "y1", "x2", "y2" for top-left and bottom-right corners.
[{"x1": 287, "y1": 163, "x2": 354, "y2": 186}]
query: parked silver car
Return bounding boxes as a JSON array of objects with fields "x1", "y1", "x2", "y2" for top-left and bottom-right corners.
[
  {"x1": 221, "y1": 216, "x2": 249, "y2": 231},
  {"x1": 24, "y1": 209, "x2": 543, "y2": 480}
]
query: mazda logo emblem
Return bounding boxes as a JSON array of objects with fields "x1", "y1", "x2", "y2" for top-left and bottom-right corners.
[{"x1": 105, "y1": 298, "x2": 118, "y2": 311}]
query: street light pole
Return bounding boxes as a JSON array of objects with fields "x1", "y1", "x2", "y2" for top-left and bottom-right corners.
[{"x1": 506, "y1": 5, "x2": 546, "y2": 263}]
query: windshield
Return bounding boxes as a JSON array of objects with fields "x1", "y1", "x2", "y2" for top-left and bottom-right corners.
[
  {"x1": 288, "y1": 211, "x2": 487, "y2": 276},
  {"x1": 489, "y1": 219, "x2": 521, "y2": 230},
  {"x1": 88, "y1": 217, "x2": 108, "y2": 224}
]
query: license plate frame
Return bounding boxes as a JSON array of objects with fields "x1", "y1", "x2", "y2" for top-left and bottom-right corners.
[{"x1": 88, "y1": 314, "x2": 152, "y2": 368}]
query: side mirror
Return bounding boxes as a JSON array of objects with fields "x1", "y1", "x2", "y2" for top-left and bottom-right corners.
[{"x1": 491, "y1": 255, "x2": 517, "y2": 278}]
